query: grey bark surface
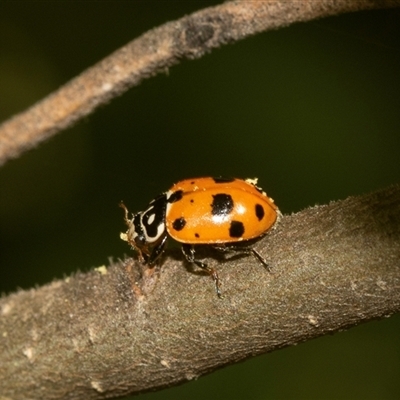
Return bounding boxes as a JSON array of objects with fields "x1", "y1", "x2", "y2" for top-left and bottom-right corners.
[
  {"x1": 1, "y1": 185, "x2": 399, "y2": 399},
  {"x1": 0, "y1": 0, "x2": 399, "y2": 166}
]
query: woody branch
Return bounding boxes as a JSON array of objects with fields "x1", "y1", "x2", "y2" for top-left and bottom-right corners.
[
  {"x1": 0, "y1": 0, "x2": 399, "y2": 166},
  {"x1": 1, "y1": 185, "x2": 400, "y2": 399}
]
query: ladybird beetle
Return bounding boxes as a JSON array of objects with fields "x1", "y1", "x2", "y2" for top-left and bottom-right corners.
[{"x1": 120, "y1": 177, "x2": 279, "y2": 297}]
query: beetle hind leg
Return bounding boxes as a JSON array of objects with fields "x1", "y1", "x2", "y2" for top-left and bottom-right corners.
[
  {"x1": 250, "y1": 248, "x2": 272, "y2": 272},
  {"x1": 213, "y1": 245, "x2": 272, "y2": 272},
  {"x1": 181, "y1": 244, "x2": 222, "y2": 298}
]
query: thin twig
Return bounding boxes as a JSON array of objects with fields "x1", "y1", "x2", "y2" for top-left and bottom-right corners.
[{"x1": 0, "y1": 0, "x2": 399, "y2": 166}]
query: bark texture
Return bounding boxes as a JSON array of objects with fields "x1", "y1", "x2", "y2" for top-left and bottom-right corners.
[
  {"x1": 1, "y1": 185, "x2": 399, "y2": 399},
  {"x1": 0, "y1": 0, "x2": 399, "y2": 165}
]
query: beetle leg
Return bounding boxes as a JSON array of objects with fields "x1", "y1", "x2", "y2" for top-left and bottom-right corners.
[
  {"x1": 213, "y1": 245, "x2": 272, "y2": 272},
  {"x1": 250, "y1": 248, "x2": 272, "y2": 272},
  {"x1": 146, "y1": 234, "x2": 168, "y2": 266},
  {"x1": 181, "y1": 244, "x2": 222, "y2": 298}
]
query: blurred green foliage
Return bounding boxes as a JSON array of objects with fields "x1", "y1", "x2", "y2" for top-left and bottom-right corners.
[{"x1": 0, "y1": 3, "x2": 399, "y2": 399}]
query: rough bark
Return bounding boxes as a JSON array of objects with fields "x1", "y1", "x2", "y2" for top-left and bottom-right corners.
[{"x1": 1, "y1": 185, "x2": 399, "y2": 400}]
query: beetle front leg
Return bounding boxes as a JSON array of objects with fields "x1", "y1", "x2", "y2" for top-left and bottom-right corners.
[
  {"x1": 146, "y1": 234, "x2": 168, "y2": 266},
  {"x1": 181, "y1": 244, "x2": 222, "y2": 298}
]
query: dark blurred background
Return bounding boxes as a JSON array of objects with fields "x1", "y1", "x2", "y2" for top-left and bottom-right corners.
[{"x1": 1, "y1": 2, "x2": 399, "y2": 399}]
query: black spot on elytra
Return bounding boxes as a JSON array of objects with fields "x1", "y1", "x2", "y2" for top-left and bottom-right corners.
[
  {"x1": 229, "y1": 221, "x2": 245, "y2": 238},
  {"x1": 213, "y1": 177, "x2": 235, "y2": 184},
  {"x1": 211, "y1": 193, "x2": 234, "y2": 216},
  {"x1": 255, "y1": 204, "x2": 265, "y2": 221},
  {"x1": 195, "y1": 233, "x2": 200, "y2": 238},
  {"x1": 168, "y1": 190, "x2": 183, "y2": 203},
  {"x1": 172, "y1": 217, "x2": 186, "y2": 231}
]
